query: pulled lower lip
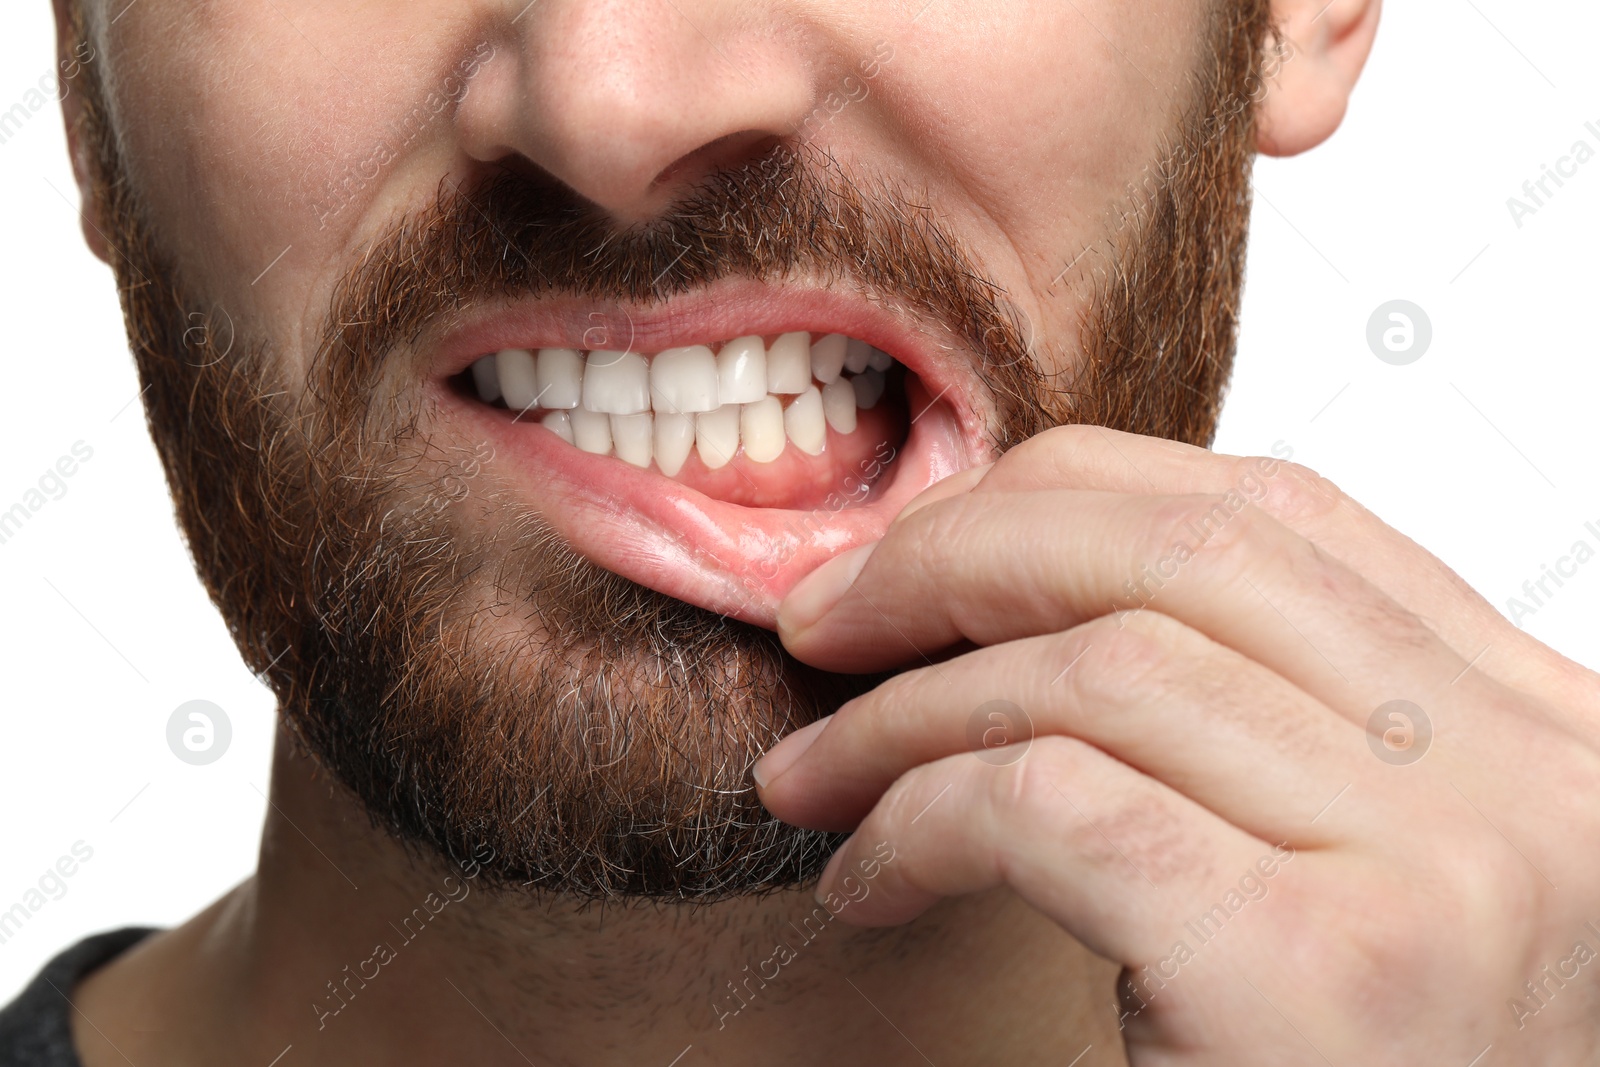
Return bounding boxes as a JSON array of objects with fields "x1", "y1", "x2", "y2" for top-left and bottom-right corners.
[{"x1": 426, "y1": 282, "x2": 993, "y2": 628}]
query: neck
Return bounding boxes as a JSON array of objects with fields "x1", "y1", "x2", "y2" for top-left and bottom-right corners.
[{"x1": 74, "y1": 725, "x2": 1121, "y2": 1066}]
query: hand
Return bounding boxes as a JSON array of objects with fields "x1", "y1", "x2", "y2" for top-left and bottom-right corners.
[{"x1": 753, "y1": 425, "x2": 1600, "y2": 1065}]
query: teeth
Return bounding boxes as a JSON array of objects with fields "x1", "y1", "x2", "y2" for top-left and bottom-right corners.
[
  {"x1": 570, "y1": 407, "x2": 613, "y2": 455},
  {"x1": 650, "y1": 345, "x2": 719, "y2": 414},
  {"x1": 610, "y1": 412, "x2": 653, "y2": 468},
  {"x1": 822, "y1": 377, "x2": 857, "y2": 435},
  {"x1": 540, "y1": 409, "x2": 574, "y2": 444},
  {"x1": 654, "y1": 411, "x2": 696, "y2": 477},
  {"x1": 765, "y1": 332, "x2": 811, "y2": 393},
  {"x1": 717, "y1": 335, "x2": 767, "y2": 404},
  {"x1": 844, "y1": 338, "x2": 873, "y2": 375},
  {"x1": 852, "y1": 367, "x2": 886, "y2": 409},
  {"x1": 537, "y1": 348, "x2": 583, "y2": 409},
  {"x1": 741, "y1": 396, "x2": 786, "y2": 464},
  {"x1": 810, "y1": 334, "x2": 847, "y2": 383},
  {"x1": 784, "y1": 385, "x2": 826, "y2": 456},
  {"x1": 583, "y1": 350, "x2": 650, "y2": 415},
  {"x1": 696, "y1": 405, "x2": 741, "y2": 470},
  {"x1": 472, "y1": 356, "x2": 503, "y2": 402},
  {"x1": 469, "y1": 332, "x2": 900, "y2": 473},
  {"x1": 497, "y1": 348, "x2": 540, "y2": 411}
]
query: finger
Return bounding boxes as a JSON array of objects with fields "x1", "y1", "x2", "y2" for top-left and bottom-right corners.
[
  {"x1": 894, "y1": 460, "x2": 994, "y2": 521},
  {"x1": 780, "y1": 488, "x2": 1472, "y2": 724},
  {"x1": 759, "y1": 610, "x2": 1377, "y2": 845},
  {"x1": 963, "y1": 425, "x2": 1546, "y2": 685},
  {"x1": 810, "y1": 735, "x2": 1287, "y2": 972}
]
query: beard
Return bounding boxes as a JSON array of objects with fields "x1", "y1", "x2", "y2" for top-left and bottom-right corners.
[{"x1": 66, "y1": 0, "x2": 1272, "y2": 900}]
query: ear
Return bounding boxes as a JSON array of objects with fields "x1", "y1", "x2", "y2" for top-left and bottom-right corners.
[
  {"x1": 52, "y1": 0, "x2": 113, "y2": 264},
  {"x1": 1256, "y1": 0, "x2": 1382, "y2": 157}
]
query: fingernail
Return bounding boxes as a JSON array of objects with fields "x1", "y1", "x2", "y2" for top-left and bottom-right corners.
[
  {"x1": 752, "y1": 714, "x2": 832, "y2": 790},
  {"x1": 778, "y1": 542, "x2": 876, "y2": 636}
]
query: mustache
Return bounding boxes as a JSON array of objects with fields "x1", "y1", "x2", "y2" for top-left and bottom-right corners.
[{"x1": 314, "y1": 142, "x2": 1048, "y2": 445}]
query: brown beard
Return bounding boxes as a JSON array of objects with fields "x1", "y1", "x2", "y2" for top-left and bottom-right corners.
[{"x1": 65, "y1": 0, "x2": 1271, "y2": 900}]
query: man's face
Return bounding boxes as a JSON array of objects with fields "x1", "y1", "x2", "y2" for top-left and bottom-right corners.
[{"x1": 66, "y1": 0, "x2": 1269, "y2": 897}]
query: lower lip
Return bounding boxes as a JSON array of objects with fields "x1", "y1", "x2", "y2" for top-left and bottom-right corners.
[{"x1": 435, "y1": 374, "x2": 974, "y2": 628}]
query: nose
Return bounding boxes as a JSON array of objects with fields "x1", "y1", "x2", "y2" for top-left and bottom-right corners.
[{"x1": 457, "y1": 0, "x2": 820, "y2": 223}]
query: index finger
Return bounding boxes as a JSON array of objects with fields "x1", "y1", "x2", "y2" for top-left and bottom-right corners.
[
  {"x1": 776, "y1": 486, "x2": 1472, "y2": 725},
  {"x1": 957, "y1": 426, "x2": 1529, "y2": 681}
]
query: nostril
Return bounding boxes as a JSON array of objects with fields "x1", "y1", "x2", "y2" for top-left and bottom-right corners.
[{"x1": 651, "y1": 131, "x2": 785, "y2": 190}]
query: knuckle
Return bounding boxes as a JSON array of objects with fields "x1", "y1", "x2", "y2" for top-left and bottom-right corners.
[
  {"x1": 1067, "y1": 613, "x2": 1186, "y2": 702},
  {"x1": 1282, "y1": 887, "x2": 1435, "y2": 1023},
  {"x1": 1076, "y1": 614, "x2": 1329, "y2": 765},
  {"x1": 1142, "y1": 493, "x2": 1277, "y2": 583},
  {"x1": 1004, "y1": 424, "x2": 1098, "y2": 465},
  {"x1": 1252, "y1": 458, "x2": 1346, "y2": 528},
  {"x1": 847, "y1": 664, "x2": 941, "y2": 742},
  {"x1": 1146, "y1": 481, "x2": 1387, "y2": 636},
  {"x1": 871, "y1": 759, "x2": 948, "y2": 837},
  {"x1": 1322, "y1": 911, "x2": 1455, "y2": 1031},
  {"x1": 1425, "y1": 826, "x2": 1544, "y2": 955},
  {"x1": 1280, "y1": 847, "x2": 1533, "y2": 1031},
  {"x1": 1000, "y1": 735, "x2": 1095, "y2": 825},
  {"x1": 999, "y1": 736, "x2": 1206, "y2": 887}
]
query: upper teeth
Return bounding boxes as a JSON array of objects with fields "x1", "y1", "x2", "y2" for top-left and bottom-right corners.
[{"x1": 468, "y1": 332, "x2": 893, "y2": 475}]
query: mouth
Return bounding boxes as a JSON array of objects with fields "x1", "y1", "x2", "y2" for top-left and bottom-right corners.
[{"x1": 430, "y1": 282, "x2": 993, "y2": 628}]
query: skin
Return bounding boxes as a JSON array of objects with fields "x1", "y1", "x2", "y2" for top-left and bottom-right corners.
[
  {"x1": 760, "y1": 427, "x2": 1600, "y2": 1062},
  {"x1": 46, "y1": 0, "x2": 1415, "y2": 1064}
]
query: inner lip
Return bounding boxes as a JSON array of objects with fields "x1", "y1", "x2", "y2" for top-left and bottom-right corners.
[{"x1": 423, "y1": 282, "x2": 992, "y2": 627}]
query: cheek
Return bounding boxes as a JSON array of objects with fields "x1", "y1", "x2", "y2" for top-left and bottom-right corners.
[
  {"x1": 863, "y1": 0, "x2": 1205, "y2": 285},
  {"x1": 108, "y1": 1, "x2": 483, "y2": 371}
]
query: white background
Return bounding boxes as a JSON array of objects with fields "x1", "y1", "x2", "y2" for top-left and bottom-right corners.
[{"x1": 1, "y1": 0, "x2": 1594, "y2": 1003}]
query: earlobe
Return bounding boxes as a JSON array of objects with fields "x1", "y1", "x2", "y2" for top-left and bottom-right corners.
[
  {"x1": 1255, "y1": 0, "x2": 1382, "y2": 157},
  {"x1": 52, "y1": 0, "x2": 113, "y2": 265}
]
